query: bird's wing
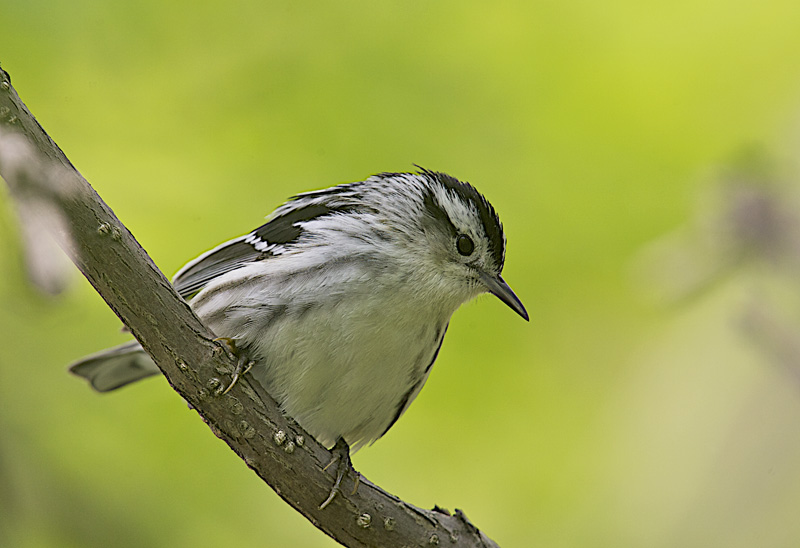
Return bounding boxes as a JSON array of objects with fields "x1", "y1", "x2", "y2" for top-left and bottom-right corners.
[
  {"x1": 172, "y1": 236, "x2": 267, "y2": 298},
  {"x1": 172, "y1": 202, "x2": 358, "y2": 298}
]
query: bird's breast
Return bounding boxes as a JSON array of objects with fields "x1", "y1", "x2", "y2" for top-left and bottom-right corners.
[{"x1": 244, "y1": 289, "x2": 451, "y2": 450}]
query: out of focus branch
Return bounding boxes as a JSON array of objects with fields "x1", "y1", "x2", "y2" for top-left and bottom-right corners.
[
  {"x1": 634, "y1": 155, "x2": 800, "y2": 384},
  {"x1": 0, "y1": 63, "x2": 499, "y2": 548}
]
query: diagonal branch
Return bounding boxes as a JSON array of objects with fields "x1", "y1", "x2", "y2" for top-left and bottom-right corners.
[{"x1": 0, "y1": 63, "x2": 499, "y2": 548}]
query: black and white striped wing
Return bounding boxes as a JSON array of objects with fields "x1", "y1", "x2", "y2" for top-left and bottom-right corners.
[
  {"x1": 171, "y1": 235, "x2": 273, "y2": 298},
  {"x1": 172, "y1": 201, "x2": 358, "y2": 299}
]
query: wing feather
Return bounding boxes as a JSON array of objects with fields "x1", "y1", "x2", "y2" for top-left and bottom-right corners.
[
  {"x1": 172, "y1": 237, "x2": 268, "y2": 298},
  {"x1": 171, "y1": 200, "x2": 362, "y2": 298}
]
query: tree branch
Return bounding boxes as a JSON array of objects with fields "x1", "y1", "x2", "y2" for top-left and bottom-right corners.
[{"x1": 0, "y1": 63, "x2": 499, "y2": 548}]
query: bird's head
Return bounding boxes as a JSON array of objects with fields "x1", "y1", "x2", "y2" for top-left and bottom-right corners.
[{"x1": 371, "y1": 168, "x2": 529, "y2": 321}]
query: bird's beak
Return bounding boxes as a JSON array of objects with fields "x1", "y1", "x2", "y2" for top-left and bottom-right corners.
[{"x1": 481, "y1": 273, "x2": 529, "y2": 321}]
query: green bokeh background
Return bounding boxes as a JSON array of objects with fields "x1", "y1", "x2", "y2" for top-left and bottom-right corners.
[{"x1": 3, "y1": 2, "x2": 800, "y2": 547}]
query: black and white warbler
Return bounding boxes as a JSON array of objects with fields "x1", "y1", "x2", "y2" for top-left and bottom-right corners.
[{"x1": 70, "y1": 168, "x2": 528, "y2": 506}]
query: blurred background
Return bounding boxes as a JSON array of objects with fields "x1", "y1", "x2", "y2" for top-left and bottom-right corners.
[{"x1": 2, "y1": 1, "x2": 800, "y2": 546}]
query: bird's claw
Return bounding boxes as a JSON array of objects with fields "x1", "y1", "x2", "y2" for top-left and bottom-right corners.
[
  {"x1": 319, "y1": 437, "x2": 359, "y2": 509},
  {"x1": 214, "y1": 337, "x2": 253, "y2": 394},
  {"x1": 222, "y1": 355, "x2": 254, "y2": 394}
]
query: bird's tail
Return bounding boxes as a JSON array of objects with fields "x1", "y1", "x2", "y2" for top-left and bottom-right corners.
[{"x1": 69, "y1": 341, "x2": 161, "y2": 392}]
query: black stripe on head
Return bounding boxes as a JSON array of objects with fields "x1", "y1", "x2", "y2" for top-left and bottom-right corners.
[
  {"x1": 422, "y1": 185, "x2": 458, "y2": 237},
  {"x1": 416, "y1": 167, "x2": 506, "y2": 271}
]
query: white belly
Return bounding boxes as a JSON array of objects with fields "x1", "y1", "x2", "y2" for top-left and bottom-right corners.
[{"x1": 196, "y1": 283, "x2": 452, "y2": 450}]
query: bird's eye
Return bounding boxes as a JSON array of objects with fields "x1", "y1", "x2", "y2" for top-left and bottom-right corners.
[{"x1": 456, "y1": 234, "x2": 475, "y2": 256}]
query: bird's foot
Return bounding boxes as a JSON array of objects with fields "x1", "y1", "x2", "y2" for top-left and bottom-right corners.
[
  {"x1": 214, "y1": 337, "x2": 254, "y2": 394},
  {"x1": 319, "y1": 437, "x2": 360, "y2": 509}
]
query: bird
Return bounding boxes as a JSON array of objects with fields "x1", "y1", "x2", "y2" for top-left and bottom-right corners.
[{"x1": 70, "y1": 168, "x2": 528, "y2": 507}]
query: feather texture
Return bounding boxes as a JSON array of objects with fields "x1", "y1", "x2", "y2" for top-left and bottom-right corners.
[{"x1": 70, "y1": 169, "x2": 526, "y2": 451}]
